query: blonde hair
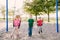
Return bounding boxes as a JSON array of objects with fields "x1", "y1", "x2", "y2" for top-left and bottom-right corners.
[{"x1": 15, "y1": 15, "x2": 20, "y2": 18}]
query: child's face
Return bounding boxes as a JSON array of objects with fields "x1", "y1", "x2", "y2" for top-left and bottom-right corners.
[
  {"x1": 30, "y1": 15, "x2": 32, "y2": 18},
  {"x1": 39, "y1": 17, "x2": 41, "y2": 19}
]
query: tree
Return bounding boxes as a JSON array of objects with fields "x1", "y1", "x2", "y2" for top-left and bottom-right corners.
[
  {"x1": 58, "y1": 0, "x2": 60, "y2": 10},
  {"x1": 8, "y1": 9, "x2": 14, "y2": 16},
  {"x1": 24, "y1": 0, "x2": 45, "y2": 20},
  {"x1": 43, "y1": 0, "x2": 55, "y2": 22},
  {"x1": 58, "y1": 0, "x2": 60, "y2": 6},
  {"x1": 24, "y1": 0, "x2": 55, "y2": 22},
  {"x1": 0, "y1": 6, "x2": 5, "y2": 19}
]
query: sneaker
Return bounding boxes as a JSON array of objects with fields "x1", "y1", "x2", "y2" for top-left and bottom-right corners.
[
  {"x1": 29, "y1": 35, "x2": 32, "y2": 37},
  {"x1": 41, "y1": 30, "x2": 42, "y2": 33},
  {"x1": 38, "y1": 32, "x2": 40, "y2": 34}
]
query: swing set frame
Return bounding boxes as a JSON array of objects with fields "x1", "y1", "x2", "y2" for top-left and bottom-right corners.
[{"x1": 6, "y1": 0, "x2": 59, "y2": 32}]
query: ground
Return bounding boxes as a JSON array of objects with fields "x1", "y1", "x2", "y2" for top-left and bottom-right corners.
[{"x1": 0, "y1": 21, "x2": 60, "y2": 40}]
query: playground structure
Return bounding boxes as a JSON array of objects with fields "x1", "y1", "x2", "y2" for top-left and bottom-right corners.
[{"x1": 5, "y1": 0, "x2": 59, "y2": 32}]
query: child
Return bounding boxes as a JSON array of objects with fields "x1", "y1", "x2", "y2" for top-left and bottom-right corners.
[
  {"x1": 11, "y1": 15, "x2": 21, "y2": 38},
  {"x1": 13, "y1": 15, "x2": 21, "y2": 29},
  {"x1": 37, "y1": 17, "x2": 43, "y2": 34},
  {"x1": 28, "y1": 15, "x2": 34, "y2": 37}
]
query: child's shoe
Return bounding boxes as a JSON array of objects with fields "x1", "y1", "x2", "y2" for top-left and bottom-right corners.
[{"x1": 38, "y1": 31, "x2": 40, "y2": 34}]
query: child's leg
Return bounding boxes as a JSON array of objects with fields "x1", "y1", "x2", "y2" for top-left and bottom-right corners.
[
  {"x1": 40, "y1": 27, "x2": 42, "y2": 33},
  {"x1": 11, "y1": 27, "x2": 15, "y2": 38},
  {"x1": 28, "y1": 27, "x2": 32, "y2": 37},
  {"x1": 17, "y1": 29, "x2": 19, "y2": 37},
  {"x1": 30, "y1": 27, "x2": 32, "y2": 36},
  {"x1": 38, "y1": 26, "x2": 42, "y2": 34},
  {"x1": 28, "y1": 27, "x2": 31, "y2": 36},
  {"x1": 41, "y1": 27, "x2": 42, "y2": 33},
  {"x1": 38, "y1": 26, "x2": 40, "y2": 34},
  {"x1": 15, "y1": 27, "x2": 19, "y2": 37}
]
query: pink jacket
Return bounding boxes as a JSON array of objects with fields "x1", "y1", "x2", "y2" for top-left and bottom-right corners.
[{"x1": 13, "y1": 19, "x2": 21, "y2": 27}]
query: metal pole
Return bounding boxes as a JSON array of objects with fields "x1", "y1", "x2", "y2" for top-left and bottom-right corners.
[
  {"x1": 6, "y1": 0, "x2": 8, "y2": 32},
  {"x1": 56, "y1": 0, "x2": 59, "y2": 32}
]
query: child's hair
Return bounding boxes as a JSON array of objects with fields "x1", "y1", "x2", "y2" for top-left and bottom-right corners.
[
  {"x1": 15, "y1": 15, "x2": 20, "y2": 18},
  {"x1": 39, "y1": 17, "x2": 41, "y2": 19}
]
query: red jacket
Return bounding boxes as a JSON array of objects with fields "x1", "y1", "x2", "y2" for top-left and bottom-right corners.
[{"x1": 37, "y1": 19, "x2": 43, "y2": 26}]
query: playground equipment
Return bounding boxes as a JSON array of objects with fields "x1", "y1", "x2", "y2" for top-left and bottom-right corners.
[
  {"x1": 56, "y1": 0, "x2": 59, "y2": 32},
  {"x1": 6, "y1": 0, "x2": 16, "y2": 32},
  {"x1": 6, "y1": 0, "x2": 59, "y2": 32},
  {"x1": 6, "y1": 0, "x2": 8, "y2": 32}
]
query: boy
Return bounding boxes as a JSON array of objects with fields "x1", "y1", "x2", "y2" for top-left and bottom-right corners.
[
  {"x1": 37, "y1": 17, "x2": 43, "y2": 34},
  {"x1": 28, "y1": 15, "x2": 34, "y2": 37}
]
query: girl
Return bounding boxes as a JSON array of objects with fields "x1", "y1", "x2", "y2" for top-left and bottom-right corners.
[{"x1": 11, "y1": 15, "x2": 21, "y2": 38}]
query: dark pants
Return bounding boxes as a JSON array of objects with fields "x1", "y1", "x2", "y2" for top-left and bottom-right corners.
[{"x1": 28, "y1": 27, "x2": 33, "y2": 37}]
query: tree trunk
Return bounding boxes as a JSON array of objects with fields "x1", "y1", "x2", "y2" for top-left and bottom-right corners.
[
  {"x1": 3, "y1": 15, "x2": 5, "y2": 20},
  {"x1": 36, "y1": 15, "x2": 37, "y2": 21},
  {"x1": 48, "y1": 10, "x2": 50, "y2": 22},
  {"x1": 48, "y1": 13, "x2": 49, "y2": 22},
  {"x1": 35, "y1": 13, "x2": 37, "y2": 21}
]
